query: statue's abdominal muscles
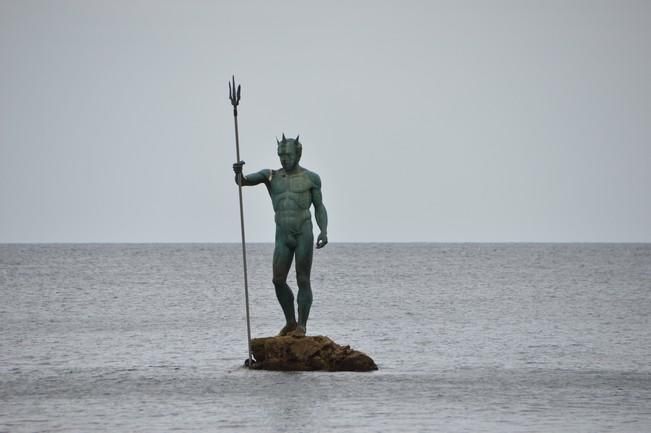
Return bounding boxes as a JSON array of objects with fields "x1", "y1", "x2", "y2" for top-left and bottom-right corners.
[{"x1": 271, "y1": 172, "x2": 313, "y2": 234}]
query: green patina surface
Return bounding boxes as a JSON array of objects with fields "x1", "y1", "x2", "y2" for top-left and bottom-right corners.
[{"x1": 233, "y1": 135, "x2": 328, "y2": 336}]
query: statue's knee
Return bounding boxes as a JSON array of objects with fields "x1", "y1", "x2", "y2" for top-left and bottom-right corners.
[
  {"x1": 296, "y1": 275, "x2": 310, "y2": 288},
  {"x1": 272, "y1": 277, "x2": 285, "y2": 287}
]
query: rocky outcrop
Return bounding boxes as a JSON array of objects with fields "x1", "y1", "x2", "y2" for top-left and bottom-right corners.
[{"x1": 247, "y1": 335, "x2": 377, "y2": 372}]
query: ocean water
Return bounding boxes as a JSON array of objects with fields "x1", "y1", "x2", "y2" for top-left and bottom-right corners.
[{"x1": 1, "y1": 243, "x2": 650, "y2": 432}]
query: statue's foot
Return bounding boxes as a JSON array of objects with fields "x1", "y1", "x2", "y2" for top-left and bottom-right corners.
[
  {"x1": 286, "y1": 325, "x2": 306, "y2": 337},
  {"x1": 277, "y1": 322, "x2": 297, "y2": 336}
]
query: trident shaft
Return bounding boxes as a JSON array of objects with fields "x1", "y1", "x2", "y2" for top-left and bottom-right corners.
[{"x1": 229, "y1": 75, "x2": 252, "y2": 368}]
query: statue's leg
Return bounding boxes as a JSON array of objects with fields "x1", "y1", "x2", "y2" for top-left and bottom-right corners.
[
  {"x1": 295, "y1": 222, "x2": 314, "y2": 333},
  {"x1": 272, "y1": 231, "x2": 297, "y2": 333}
]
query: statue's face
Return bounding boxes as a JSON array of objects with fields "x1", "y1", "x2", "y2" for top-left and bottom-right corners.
[{"x1": 278, "y1": 143, "x2": 300, "y2": 171}]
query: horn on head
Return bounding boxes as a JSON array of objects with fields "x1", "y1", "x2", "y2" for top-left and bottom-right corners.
[
  {"x1": 295, "y1": 135, "x2": 299, "y2": 143},
  {"x1": 282, "y1": 133, "x2": 286, "y2": 143},
  {"x1": 276, "y1": 137, "x2": 280, "y2": 145}
]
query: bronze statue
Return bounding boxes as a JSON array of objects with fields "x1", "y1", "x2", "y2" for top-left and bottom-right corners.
[{"x1": 233, "y1": 134, "x2": 328, "y2": 337}]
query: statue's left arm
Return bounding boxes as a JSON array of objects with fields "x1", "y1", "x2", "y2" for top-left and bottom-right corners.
[{"x1": 310, "y1": 172, "x2": 328, "y2": 249}]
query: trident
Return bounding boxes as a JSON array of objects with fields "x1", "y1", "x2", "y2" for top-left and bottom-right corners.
[{"x1": 229, "y1": 75, "x2": 252, "y2": 368}]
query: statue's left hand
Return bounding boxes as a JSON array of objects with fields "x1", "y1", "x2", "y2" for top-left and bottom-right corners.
[{"x1": 316, "y1": 233, "x2": 328, "y2": 249}]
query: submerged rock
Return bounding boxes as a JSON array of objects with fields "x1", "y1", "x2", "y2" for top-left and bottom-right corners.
[{"x1": 248, "y1": 335, "x2": 377, "y2": 372}]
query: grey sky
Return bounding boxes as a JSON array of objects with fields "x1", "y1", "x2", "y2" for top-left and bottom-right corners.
[{"x1": 1, "y1": 0, "x2": 649, "y2": 243}]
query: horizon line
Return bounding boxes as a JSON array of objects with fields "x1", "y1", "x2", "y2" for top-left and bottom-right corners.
[{"x1": 1, "y1": 241, "x2": 650, "y2": 245}]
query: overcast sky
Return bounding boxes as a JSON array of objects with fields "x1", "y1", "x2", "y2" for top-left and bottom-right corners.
[{"x1": 1, "y1": 0, "x2": 649, "y2": 243}]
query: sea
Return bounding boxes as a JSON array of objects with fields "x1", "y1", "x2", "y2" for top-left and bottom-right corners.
[{"x1": 1, "y1": 243, "x2": 650, "y2": 432}]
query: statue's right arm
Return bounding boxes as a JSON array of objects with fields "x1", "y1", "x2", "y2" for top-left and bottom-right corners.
[
  {"x1": 239, "y1": 170, "x2": 271, "y2": 186},
  {"x1": 233, "y1": 162, "x2": 271, "y2": 186}
]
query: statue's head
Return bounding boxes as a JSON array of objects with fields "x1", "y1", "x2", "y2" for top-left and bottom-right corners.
[{"x1": 276, "y1": 133, "x2": 302, "y2": 171}]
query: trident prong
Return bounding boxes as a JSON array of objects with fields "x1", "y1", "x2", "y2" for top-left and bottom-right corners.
[{"x1": 229, "y1": 75, "x2": 241, "y2": 114}]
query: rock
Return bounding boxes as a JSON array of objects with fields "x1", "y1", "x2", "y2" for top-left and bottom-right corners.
[{"x1": 248, "y1": 335, "x2": 378, "y2": 372}]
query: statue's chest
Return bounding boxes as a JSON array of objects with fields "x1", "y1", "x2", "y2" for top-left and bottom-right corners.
[{"x1": 271, "y1": 172, "x2": 312, "y2": 196}]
